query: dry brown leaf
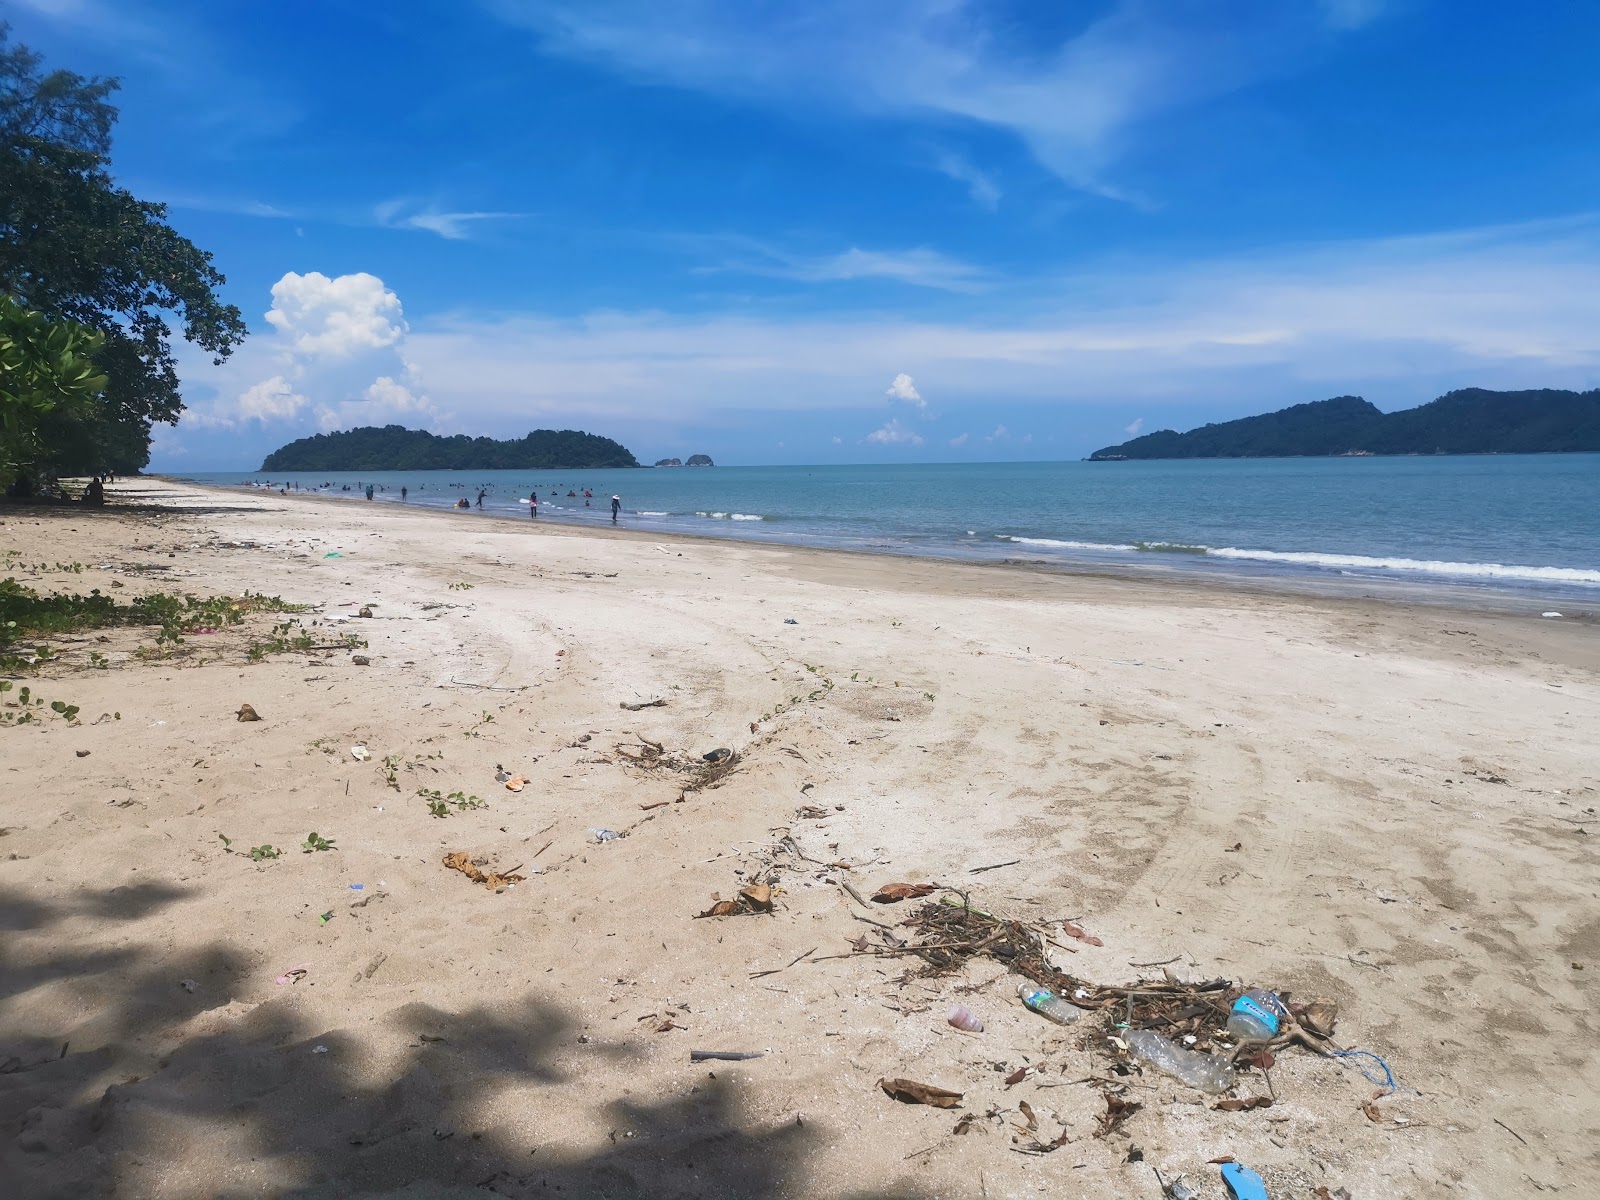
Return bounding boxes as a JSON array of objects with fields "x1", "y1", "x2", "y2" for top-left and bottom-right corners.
[
  {"x1": 696, "y1": 900, "x2": 741, "y2": 918},
  {"x1": 1095, "y1": 1091, "x2": 1141, "y2": 1137},
  {"x1": 1361, "y1": 1100, "x2": 1388, "y2": 1123},
  {"x1": 1207, "y1": 1155, "x2": 1237, "y2": 1165},
  {"x1": 1298, "y1": 999, "x2": 1339, "y2": 1039},
  {"x1": 1004, "y1": 1066, "x2": 1029, "y2": 1087},
  {"x1": 1213, "y1": 1096, "x2": 1274, "y2": 1112},
  {"x1": 872, "y1": 883, "x2": 939, "y2": 903},
  {"x1": 878, "y1": 1077, "x2": 963, "y2": 1108},
  {"x1": 739, "y1": 883, "x2": 774, "y2": 910},
  {"x1": 1241, "y1": 1049, "x2": 1277, "y2": 1071},
  {"x1": 1018, "y1": 1100, "x2": 1038, "y2": 1131},
  {"x1": 1061, "y1": 921, "x2": 1104, "y2": 947},
  {"x1": 441, "y1": 851, "x2": 525, "y2": 890}
]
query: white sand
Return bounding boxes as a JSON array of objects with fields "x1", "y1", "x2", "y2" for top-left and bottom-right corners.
[{"x1": 1, "y1": 477, "x2": 1595, "y2": 1198}]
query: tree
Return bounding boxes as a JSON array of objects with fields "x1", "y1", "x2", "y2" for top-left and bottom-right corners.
[
  {"x1": 0, "y1": 294, "x2": 107, "y2": 491},
  {"x1": 0, "y1": 25, "x2": 246, "y2": 480}
]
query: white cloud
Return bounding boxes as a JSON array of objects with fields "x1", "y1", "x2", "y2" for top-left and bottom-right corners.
[
  {"x1": 948, "y1": 432, "x2": 970, "y2": 447},
  {"x1": 237, "y1": 376, "x2": 309, "y2": 423},
  {"x1": 495, "y1": 2, "x2": 1372, "y2": 196},
  {"x1": 693, "y1": 235, "x2": 986, "y2": 292},
  {"x1": 885, "y1": 372, "x2": 926, "y2": 409},
  {"x1": 375, "y1": 200, "x2": 529, "y2": 240},
  {"x1": 865, "y1": 418, "x2": 924, "y2": 446},
  {"x1": 932, "y1": 149, "x2": 1000, "y2": 210},
  {"x1": 1320, "y1": 0, "x2": 1388, "y2": 30},
  {"x1": 264, "y1": 271, "x2": 406, "y2": 357},
  {"x1": 831, "y1": 435, "x2": 843, "y2": 444},
  {"x1": 986, "y1": 424, "x2": 1010, "y2": 442},
  {"x1": 1124, "y1": 417, "x2": 1144, "y2": 435}
]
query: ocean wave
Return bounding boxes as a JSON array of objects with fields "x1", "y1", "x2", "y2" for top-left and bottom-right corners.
[
  {"x1": 997, "y1": 535, "x2": 1134, "y2": 552},
  {"x1": 1205, "y1": 547, "x2": 1600, "y2": 584},
  {"x1": 638, "y1": 510, "x2": 671, "y2": 516},
  {"x1": 697, "y1": 511, "x2": 767, "y2": 521},
  {"x1": 997, "y1": 535, "x2": 1599, "y2": 584}
]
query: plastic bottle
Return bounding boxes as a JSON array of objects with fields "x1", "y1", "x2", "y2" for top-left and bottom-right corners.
[
  {"x1": 1016, "y1": 981, "x2": 1079, "y2": 1025},
  {"x1": 1226, "y1": 989, "x2": 1287, "y2": 1040},
  {"x1": 1124, "y1": 1028, "x2": 1235, "y2": 1094}
]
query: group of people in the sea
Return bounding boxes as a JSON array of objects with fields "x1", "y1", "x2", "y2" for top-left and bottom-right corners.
[{"x1": 239, "y1": 479, "x2": 625, "y2": 523}]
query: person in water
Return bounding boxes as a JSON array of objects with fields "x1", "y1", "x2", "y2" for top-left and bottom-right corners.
[
  {"x1": 529, "y1": 491, "x2": 538, "y2": 517},
  {"x1": 476, "y1": 489, "x2": 485, "y2": 508},
  {"x1": 400, "y1": 486, "x2": 408, "y2": 501},
  {"x1": 365, "y1": 484, "x2": 374, "y2": 500},
  {"x1": 610, "y1": 495, "x2": 621, "y2": 523}
]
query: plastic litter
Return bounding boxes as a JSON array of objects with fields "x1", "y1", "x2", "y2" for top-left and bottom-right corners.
[
  {"x1": 1017, "y1": 981, "x2": 1080, "y2": 1025},
  {"x1": 1226, "y1": 989, "x2": 1288, "y2": 1040},
  {"x1": 1220, "y1": 1161, "x2": 1269, "y2": 1200},
  {"x1": 783, "y1": 618, "x2": 798, "y2": 624},
  {"x1": 947, "y1": 1005, "x2": 984, "y2": 1032},
  {"x1": 351, "y1": 744, "x2": 370, "y2": 761},
  {"x1": 1125, "y1": 1028, "x2": 1235, "y2": 1094},
  {"x1": 591, "y1": 828, "x2": 620, "y2": 843}
]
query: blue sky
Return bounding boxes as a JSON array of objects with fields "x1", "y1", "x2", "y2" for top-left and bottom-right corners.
[{"x1": 11, "y1": 0, "x2": 1600, "y2": 468}]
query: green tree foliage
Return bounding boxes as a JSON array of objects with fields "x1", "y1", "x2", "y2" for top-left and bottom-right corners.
[
  {"x1": 0, "y1": 26, "x2": 246, "y2": 480},
  {"x1": 260, "y1": 425, "x2": 641, "y2": 471},
  {"x1": 1090, "y1": 390, "x2": 1600, "y2": 460},
  {"x1": 0, "y1": 294, "x2": 107, "y2": 489}
]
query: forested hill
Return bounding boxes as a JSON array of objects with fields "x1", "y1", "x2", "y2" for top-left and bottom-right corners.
[
  {"x1": 1089, "y1": 389, "x2": 1600, "y2": 460},
  {"x1": 260, "y1": 426, "x2": 640, "y2": 471}
]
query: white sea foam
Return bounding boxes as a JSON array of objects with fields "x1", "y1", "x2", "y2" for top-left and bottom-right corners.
[
  {"x1": 1206, "y1": 547, "x2": 1600, "y2": 584},
  {"x1": 638, "y1": 510, "x2": 671, "y2": 516},
  {"x1": 996, "y1": 535, "x2": 1599, "y2": 585},
  {"x1": 697, "y1": 511, "x2": 766, "y2": 520}
]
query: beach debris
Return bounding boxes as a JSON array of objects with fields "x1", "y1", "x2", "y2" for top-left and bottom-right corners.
[
  {"x1": 318, "y1": 910, "x2": 334, "y2": 925},
  {"x1": 1541, "y1": 611, "x2": 1562, "y2": 618},
  {"x1": 784, "y1": 617, "x2": 798, "y2": 625},
  {"x1": 1295, "y1": 998, "x2": 1339, "y2": 1039},
  {"x1": 504, "y1": 775, "x2": 528, "y2": 792},
  {"x1": 441, "y1": 850, "x2": 525, "y2": 889},
  {"x1": 349, "y1": 883, "x2": 364, "y2": 890},
  {"x1": 1005, "y1": 1066, "x2": 1029, "y2": 1086},
  {"x1": 352, "y1": 655, "x2": 371, "y2": 666},
  {"x1": 236, "y1": 703, "x2": 261, "y2": 722},
  {"x1": 796, "y1": 804, "x2": 827, "y2": 819},
  {"x1": 1126, "y1": 1029, "x2": 1235, "y2": 1094},
  {"x1": 357, "y1": 606, "x2": 373, "y2": 618},
  {"x1": 76, "y1": 750, "x2": 90, "y2": 758},
  {"x1": 323, "y1": 552, "x2": 342, "y2": 558},
  {"x1": 1154, "y1": 1168, "x2": 1201, "y2": 1200},
  {"x1": 1214, "y1": 1096, "x2": 1273, "y2": 1111},
  {"x1": 1312, "y1": 1189, "x2": 1353, "y2": 1200},
  {"x1": 620, "y1": 698, "x2": 667, "y2": 711},
  {"x1": 872, "y1": 883, "x2": 939, "y2": 903},
  {"x1": 1019, "y1": 982, "x2": 1080, "y2": 1025},
  {"x1": 179, "y1": 979, "x2": 200, "y2": 993},
  {"x1": 702, "y1": 747, "x2": 733, "y2": 763},
  {"x1": 275, "y1": 964, "x2": 310, "y2": 986},
  {"x1": 878, "y1": 1077, "x2": 963, "y2": 1108},
  {"x1": 946, "y1": 1005, "x2": 984, "y2": 1032},
  {"x1": 351, "y1": 744, "x2": 370, "y2": 761},
  {"x1": 1219, "y1": 1161, "x2": 1269, "y2": 1200},
  {"x1": 591, "y1": 828, "x2": 620, "y2": 843},
  {"x1": 1061, "y1": 920, "x2": 1105, "y2": 947},
  {"x1": 690, "y1": 1050, "x2": 765, "y2": 1062},
  {"x1": 1095, "y1": 1090, "x2": 1142, "y2": 1136},
  {"x1": 696, "y1": 883, "x2": 774, "y2": 918},
  {"x1": 312, "y1": 1044, "x2": 330, "y2": 1054}
]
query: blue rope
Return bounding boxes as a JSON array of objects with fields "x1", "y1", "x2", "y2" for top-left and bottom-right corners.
[{"x1": 1331, "y1": 1048, "x2": 1402, "y2": 1095}]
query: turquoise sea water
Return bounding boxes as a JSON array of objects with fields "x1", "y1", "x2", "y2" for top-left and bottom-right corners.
[{"x1": 180, "y1": 455, "x2": 1600, "y2": 609}]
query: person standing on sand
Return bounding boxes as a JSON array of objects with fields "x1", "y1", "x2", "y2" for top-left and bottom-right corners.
[
  {"x1": 401, "y1": 486, "x2": 407, "y2": 501},
  {"x1": 529, "y1": 491, "x2": 538, "y2": 517},
  {"x1": 611, "y1": 494, "x2": 621, "y2": 523}
]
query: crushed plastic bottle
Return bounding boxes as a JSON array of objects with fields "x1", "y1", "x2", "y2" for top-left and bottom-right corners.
[
  {"x1": 1226, "y1": 989, "x2": 1288, "y2": 1040},
  {"x1": 1125, "y1": 1028, "x2": 1235, "y2": 1094},
  {"x1": 1017, "y1": 981, "x2": 1080, "y2": 1025}
]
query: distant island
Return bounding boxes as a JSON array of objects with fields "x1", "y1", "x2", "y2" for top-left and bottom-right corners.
[
  {"x1": 260, "y1": 425, "x2": 640, "y2": 471},
  {"x1": 1089, "y1": 388, "x2": 1600, "y2": 460},
  {"x1": 654, "y1": 455, "x2": 715, "y2": 467}
]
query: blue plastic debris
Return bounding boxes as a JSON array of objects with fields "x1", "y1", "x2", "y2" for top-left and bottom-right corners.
[{"x1": 1221, "y1": 1162, "x2": 1268, "y2": 1200}]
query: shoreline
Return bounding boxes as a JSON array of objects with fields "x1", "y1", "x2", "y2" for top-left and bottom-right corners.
[
  {"x1": 165, "y1": 473, "x2": 1600, "y2": 630},
  {"x1": 3, "y1": 477, "x2": 1595, "y2": 1198}
]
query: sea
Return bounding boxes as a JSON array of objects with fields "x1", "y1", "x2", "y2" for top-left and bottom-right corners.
[{"x1": 179, "y1": 455, "x2": 1600, "y2": 612}]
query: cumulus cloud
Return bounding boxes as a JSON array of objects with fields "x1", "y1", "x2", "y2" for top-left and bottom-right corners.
[
  {"x1": 237, "y1": 376, "x2": 309, "y2": 423},
  {"x1": 948, "y1": 432, "x2": 970, "y2": 447},
  {"x1": 1124, "y1": 417, "x2": 1144, "y2": 435},
  {"x1": 865, "y1": 418, "x2": 924, "y2": 446},
  {"x1": 265, "y1": 271, "x2": 406, "y2": 357},
  {"x1": 885, "y1": 372, "x2": 926, "y2": 410},
  {"x1": 986, "y1": 424, "x2": 1010, "y2": 442}
]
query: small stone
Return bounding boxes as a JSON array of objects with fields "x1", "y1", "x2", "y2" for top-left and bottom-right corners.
[
  {"x1": 236, "y1": 703, "x2": 261, "y2": 722},
  {"x1": 351, "y1": 655, "x2": 371, "y2": 666}
]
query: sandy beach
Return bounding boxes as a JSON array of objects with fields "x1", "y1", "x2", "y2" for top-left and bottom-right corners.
[{"x1": 2, "y1": 477, "x2": 1595, "y2": 1199}]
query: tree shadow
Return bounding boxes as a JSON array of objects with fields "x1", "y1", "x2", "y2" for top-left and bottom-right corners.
[{"x1": 0, "y1": 887, "x2": 912, "y2": 1199}]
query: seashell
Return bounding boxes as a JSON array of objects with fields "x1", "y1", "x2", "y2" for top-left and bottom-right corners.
[{"x1": 946, "y1": 1005, "x2": 984, "y2": 1033}]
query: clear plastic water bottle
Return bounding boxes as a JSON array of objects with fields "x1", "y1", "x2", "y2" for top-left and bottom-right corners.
[
  {"x1": 1226, "y1": 988, "x2": 1287, "y2": 1040},
  {"x1": 1017, "y1": 981, "x2": 1079, "y2": 1025}
]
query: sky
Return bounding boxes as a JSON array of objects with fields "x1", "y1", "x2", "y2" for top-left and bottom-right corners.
[{"x1": 9, "y1": 0, "x2": 1600, "y2": 469}]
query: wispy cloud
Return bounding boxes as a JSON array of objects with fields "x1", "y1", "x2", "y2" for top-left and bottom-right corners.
[
  {"x1": 689, "y1": 234, "x2": 987, "y2": 292},
  {"x1": 374, "y1": 200, "x2": 529, "y2": 240},
  {"x1": 932, "y1": 149, "x2": 1001, "y2": 210},
  {"x1": 489, "y1": 1, "x2": 1375, "y2": 196},
  {"x1": 1124, "y1": 417, "x2": 1144, "y2": 435}
]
